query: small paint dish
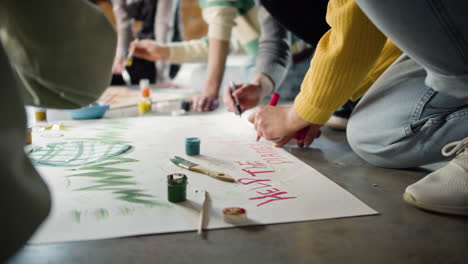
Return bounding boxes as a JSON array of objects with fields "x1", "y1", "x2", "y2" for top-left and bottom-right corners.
[
  {"x1": 222, "y1": 207, "x2": 247, "y2": 224},
  {"x1": 69, "y1": 102, "x2": 109, "y2": 120}
]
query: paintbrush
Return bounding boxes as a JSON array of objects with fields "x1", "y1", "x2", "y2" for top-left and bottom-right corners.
[
  {"x1": 124, "y1": 38, "x2": 139, "y2": 67},
  {"x1": 122, "y1": 69, "x2": 132, "y2": 88},
  {"x1": 169, "y1": 156, "x2": 235, "y2": 182},
  {"x1": 198, "y1": 190, "x2": 208, "y2": 236},
  {"x1": 121, "y1": 39, "x2": 140, "y2": 88}
]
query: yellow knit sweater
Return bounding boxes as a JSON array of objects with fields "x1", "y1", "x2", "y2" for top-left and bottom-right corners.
[{"x1": 294, "y1": 0, "x2": 402, "y2": 125}]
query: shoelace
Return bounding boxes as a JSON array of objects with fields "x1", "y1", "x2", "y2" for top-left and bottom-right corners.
[{"x1": 442, "y1": 137, "x2": 468, "y2": 157}]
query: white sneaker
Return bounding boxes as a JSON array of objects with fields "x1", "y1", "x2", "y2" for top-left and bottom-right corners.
[
  {"x1": 403, "y1": 137, "x2": 468, "y2": 215},
  {"x1": 325, "y1": 115, "x2": 348, "y2": 131}
]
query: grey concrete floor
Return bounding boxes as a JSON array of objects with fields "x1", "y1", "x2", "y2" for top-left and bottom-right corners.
[{"x1": 9, "y1": 107, "x2": 468, "y2": 264}]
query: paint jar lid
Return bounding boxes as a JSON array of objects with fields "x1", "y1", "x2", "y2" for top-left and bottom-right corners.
[
  {"x1": 139, "y1": 79, "x2": 150, "y2": 90},
  {"x1": 141, "y1": 87, "x2": 151, "y2": 98},
  {"x1": 185, "y1": 137, "x2": 200, "y2": 144},
  {"x1": 181, "y1": 100, "x2": 191, "y2": 112},
  {"x1": 167, "y1": 173, "x2": 188, "y2": 185}
]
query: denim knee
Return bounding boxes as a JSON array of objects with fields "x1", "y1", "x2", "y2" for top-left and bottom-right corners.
[{"x1": 347, "y1": 114, "x2": 408, "y2": 169}]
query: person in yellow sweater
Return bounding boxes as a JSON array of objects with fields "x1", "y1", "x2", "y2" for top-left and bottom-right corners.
[
  {"x1": 249, "y1": 0, "x2": 468, "y2": 216},
  {"x1": 249, "y1": 1, "x2": 401, "y2": 147}
]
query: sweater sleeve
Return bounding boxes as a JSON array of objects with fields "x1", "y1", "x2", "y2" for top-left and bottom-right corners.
[
  {"x1": 112, "y1": 0, "x2": 133, "y2": 58},
  {"x1": 200, "y1": 1, "x2": 238, "y2": 41},
  {"x1": 294, "y1": 0, "x2": 387, "y2": 125},
  {"x1": 165, "y1": 39, "x2": 209, "y2": 63},
  {"x1": 255, "y1": 6, "x2": 291, "y2": 89},
  {"x1": 352, "y1": 39, "x2": 402, "y2": 101}
]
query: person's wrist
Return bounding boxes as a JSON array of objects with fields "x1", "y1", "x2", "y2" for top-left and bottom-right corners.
[
  {"x1": 203, "y1": 86, "x2": 219, "y2": 97},
  {"x1": 253, "y1": 73, "x2": 274, "y2": 99},
  {"x1": 287, "y1": 106, "x2": 310, "y2": 132},
  {"x1": 159, "y1": 46, "x2": 170, "y2": 60}
]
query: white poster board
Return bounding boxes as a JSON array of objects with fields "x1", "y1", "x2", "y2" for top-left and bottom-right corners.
[{"x1": 28, "y1": 113, "x2": 377, "y2": 243}]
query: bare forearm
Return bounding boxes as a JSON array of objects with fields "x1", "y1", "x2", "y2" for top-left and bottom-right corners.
[{"x1": 204, "y1": 38, "x2": 230, "y2": 96}]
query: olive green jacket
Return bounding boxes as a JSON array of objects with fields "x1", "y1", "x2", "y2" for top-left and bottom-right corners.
[{"x1": 0, "y1": 0, "x2": 116, "y2": 261}]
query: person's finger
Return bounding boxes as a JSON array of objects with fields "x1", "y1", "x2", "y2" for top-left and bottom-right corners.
[
  {"x1": 129, "y1": 40, "x2": 145, "y2": 54},
  {"x1": 194, "y1": 98, "x2": 202, "y2": 112},
  {"x1": 202, "y1": 98, "x2": 209, "y2": 111},
  {"x1": 303, "y1": 128, "x2": 320, "y2": 147},
  {"x1": 248, "y1": 111, "x2": 257, "y2": 124},
  {"x1": 257, "y1": 130, "x2": 264, "y2": 139},
  {"x1": 132, "y1": 48, "x2": 150, "y2": 61},
  {"x1": 294, "y1": 126, "x2": 309, "y2": 148},
  {"x1": 128, "y1": 41, "x2": 137, "y2": 54},
  {"x1": 210, "y1": 100, "x2": 219, "y2": 111},
  {"x1": 233, "y1": 84, "x2": 252, "y2": 98},
  {"x1": 132, "y1": 41, "x2": 160, "y2": 61},
  {"x1": 275, "y1": 134, "x2": 294, "y2": 147},
  {"x1": 464, "y1": 98, "x2": 468, "y2": 104},
  {"x1": 202, "y1": 98, "x2": 213, "y2": 112},
  {"x1": 253, "y1": 118, "x2": 259, "y2": 131},
  {"x1": 191, "y1": 96, "x2": 201, "y2": 112},
  {"x1": 223, "y1": 85, "x2": 236, "y2": 111},
  {"x1": 198, "y1": 97, "x2": 208, "y2": 112}
]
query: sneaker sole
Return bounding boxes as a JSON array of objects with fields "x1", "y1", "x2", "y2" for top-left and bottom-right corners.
[
  {"x1": 325, "y1": 116, "x2": 348, "y2": 131},
  {"x1": 403, "y1": 192, "x2": 468, "y2": 216}
]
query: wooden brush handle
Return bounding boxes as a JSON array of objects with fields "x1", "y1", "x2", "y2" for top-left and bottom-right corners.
[{"x1": 190, "y1": 165, "x2": 235, "y2": 182}]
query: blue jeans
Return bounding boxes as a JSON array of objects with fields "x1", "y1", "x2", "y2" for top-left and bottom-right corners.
[{"x1": 347, "y1": 0, "x2": 468, "y2": 168}]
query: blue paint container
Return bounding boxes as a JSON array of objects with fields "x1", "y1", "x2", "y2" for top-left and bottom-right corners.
[
  {"x1": 185, "y1": 137, "x2": 200, "y2": 156},
  {"x1": 69, "y1": 103, "x2": 109, "y2": 120}
]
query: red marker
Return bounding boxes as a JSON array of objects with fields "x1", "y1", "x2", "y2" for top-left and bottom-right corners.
[
  {"x1": 256, "y1": 93, "x2": 280, "y2": 141},
  {"x1": 297, "y1": 127, "x2": 308, "y2": 141},
  {"x1": 296, "y1": 127, "x2": 321, "y2": 147}
]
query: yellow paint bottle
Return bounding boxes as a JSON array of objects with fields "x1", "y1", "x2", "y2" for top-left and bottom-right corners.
[
  {"x1": 25, "y1": 127, "x2": 32, "y2": 145},
  {"x1": 34, "y1": 108, "x2": 47, "y2": 122},
  {"x1": 138, "y1": 79, "x2": 152, "y2": 115},
  {"x1": 138, "y1": 99, "x2": 152, "y2": 114}
]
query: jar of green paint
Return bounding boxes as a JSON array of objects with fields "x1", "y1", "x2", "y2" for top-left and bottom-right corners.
[
  {"x1": 185, "y1": 137, "x2": 200, "y2": 156},
  {"x1": 167, "y1": 173, "x2": 187, "y2": 203}
]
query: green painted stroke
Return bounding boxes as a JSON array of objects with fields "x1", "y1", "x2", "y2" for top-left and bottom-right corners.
[
  {"x1": 93, "y1": 120, "x2": 131, "y2": 144},
  {"x1": 68, "y1": 157, "x2": 166, "y2": 206},
  {"x1": 28, "y1": 140, "x2": 133, "y2": 167}
]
